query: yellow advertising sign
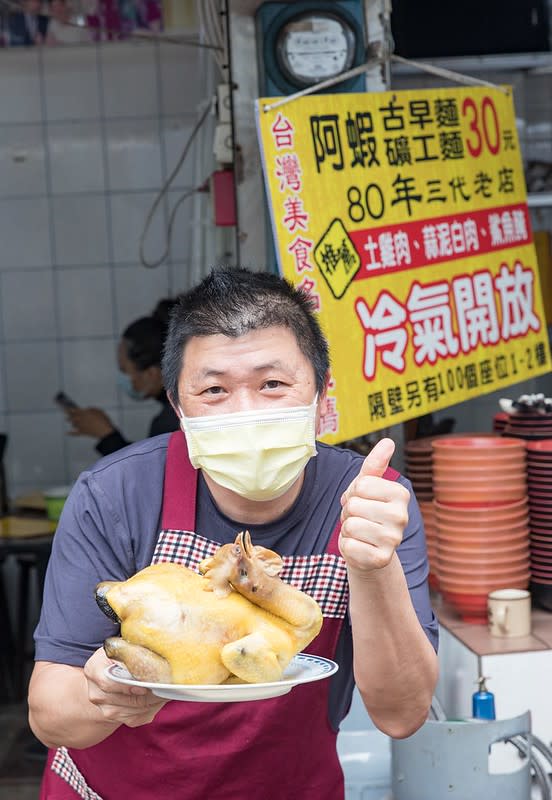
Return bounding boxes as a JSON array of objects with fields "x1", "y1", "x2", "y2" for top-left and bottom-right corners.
[{"x1": 256, "y1": 87, "x2": 551, "y2": 444}]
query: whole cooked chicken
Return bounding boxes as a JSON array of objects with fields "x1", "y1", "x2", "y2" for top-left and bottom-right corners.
[{"x1": 96, "y1": 531, "x2": 323, "y2": 685}]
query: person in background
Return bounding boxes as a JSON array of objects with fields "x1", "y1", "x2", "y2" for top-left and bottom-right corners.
[
  {"x1": 64, "y1": 298, "x2": 180, "y2": 456},
  {"x1": 45, "y1": 0, "x2": 91, "y2": 44},
  {"x1": 7, "y1": 0, "x2": 48, "y2": 45},
  {"x1": 30, "y1": 267, "x2": 438, "y2": 800}
]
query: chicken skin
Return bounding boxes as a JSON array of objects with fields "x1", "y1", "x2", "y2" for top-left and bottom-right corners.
[{"x1": 96, "y1": 531, "x2": 323, "y2": 684}]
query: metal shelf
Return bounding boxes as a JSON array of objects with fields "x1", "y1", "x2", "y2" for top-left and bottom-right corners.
[
  {"x1": 528, "y1": 192, "x2": 552, "y2": 208},
  {"x1": 391, "y1": 51, "x2": 552, "y2": 75}
]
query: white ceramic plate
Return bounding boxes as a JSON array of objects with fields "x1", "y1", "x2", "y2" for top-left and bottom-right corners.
[{"x1": 105, "y1": 653, "x2": 339, "y2": 702}]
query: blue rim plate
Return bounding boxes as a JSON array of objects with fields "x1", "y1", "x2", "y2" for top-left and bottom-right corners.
[{"x1": 105, "y1": 653, "x2": 339, "y2": 703}]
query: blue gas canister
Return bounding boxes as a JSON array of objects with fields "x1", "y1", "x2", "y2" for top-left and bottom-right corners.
[{"x1": 472, "y1": 676, "x2": 496, "y2": 720}]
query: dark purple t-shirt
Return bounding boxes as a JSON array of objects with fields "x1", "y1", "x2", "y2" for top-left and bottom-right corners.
[{"x1": 34, "y1": 433, "x2": 438, "y2": 729}]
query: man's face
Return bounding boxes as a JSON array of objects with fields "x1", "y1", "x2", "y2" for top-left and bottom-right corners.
[
  {"x1": 176, "y1": 325, "x2": 327, "y2": 422},
  {"x1": 117, "y1": 339, "x2": 153, "y2": 399}
]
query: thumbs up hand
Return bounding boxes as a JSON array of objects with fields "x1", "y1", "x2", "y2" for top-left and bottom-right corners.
[{"x1": 339, "y1": 438, "x2": 410, "y2": 575}]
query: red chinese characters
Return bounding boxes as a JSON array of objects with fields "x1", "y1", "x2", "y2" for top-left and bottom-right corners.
[{"x1": 270, "y1": 111, "x2": 321, "y2": 310}]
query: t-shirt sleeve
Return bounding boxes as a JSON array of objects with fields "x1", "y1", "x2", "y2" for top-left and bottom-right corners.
[
  {"x1": 396, "y1": 475, "x2": 439, "y2": 653},
  {"x1": 34, "y1": 472, "x2": 136, "y2": 667}
]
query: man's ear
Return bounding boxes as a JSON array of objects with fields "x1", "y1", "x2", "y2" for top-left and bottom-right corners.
[
  {"x1": 318, "y1": 370, "x2": 331, "y2": 416},
  {"x1": 315, "y1": 371, "x2": 331, "y2": 435},
  {"x1": 167, "y1": 392, "x2": 181, "y2": 418}
]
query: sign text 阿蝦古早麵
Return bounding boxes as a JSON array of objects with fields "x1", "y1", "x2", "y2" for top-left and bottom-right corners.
[{"x1": 256, "y1": 87, "x2": 551, "y2": 443}]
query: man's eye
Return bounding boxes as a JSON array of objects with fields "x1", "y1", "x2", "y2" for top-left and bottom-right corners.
[
  {"x1": 263, "y1": 380, "x2": 283, "y2": 390},
  {"x1": 204, "y1": 386, "x2": 224, "y2": 395}
]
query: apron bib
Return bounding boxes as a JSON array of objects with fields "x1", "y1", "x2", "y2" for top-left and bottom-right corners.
[{"x1": 39, "y1": 433, "x2": 363, "y2": 799}]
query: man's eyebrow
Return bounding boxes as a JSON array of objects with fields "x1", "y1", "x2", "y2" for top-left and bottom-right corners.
[
  {"x1": 196, "y1": 368, "x2": 226, "y2": 379},
  {"x1": 252, "y1": 360, "x2": 293, "y2": 372},
  {"x1": 195, "y1": 361, "x2": 294, "y2": 379}
]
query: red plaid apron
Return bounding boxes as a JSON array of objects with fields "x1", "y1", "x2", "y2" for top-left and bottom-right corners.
[{"x1": 40, "y1": 432, "x2": 398, "y2": 799}]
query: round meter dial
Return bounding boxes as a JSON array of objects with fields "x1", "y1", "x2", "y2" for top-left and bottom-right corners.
[{"x1": 275, "y1": 12, "x2": 356, "y2": 88}]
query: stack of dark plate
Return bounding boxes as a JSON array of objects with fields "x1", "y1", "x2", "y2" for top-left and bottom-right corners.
[
  {"x1": 501, "y1": 393, "x2": 552, "y2": 441},
  {"x1": 404, "y1": 438, "x2": 438, "y2": 587},
  {"x1": 527, "y1": 440, "x2": 552, "y2": 611},
  {"x1": 404, "y1": 438, "x2": 434, "y2": 502},
  {"x1": 493, "y1": 412, "x2": 509, "y2": 433},
  {"x1": 418, "y1": 499, "x2": 438, "y2": 590},
  {"x1": 503, "y1": 412, "x2": 552, "y2": 441}
]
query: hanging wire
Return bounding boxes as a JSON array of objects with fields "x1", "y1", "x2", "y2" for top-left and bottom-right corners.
[
  {"x1": 196, "y1": 0, "x2": 226, "y2": 75},
  {"x1": 139, "y1": 100, "x2": 212, "y2": 269},
  {"x1": 390, "y1": 54, "x2": 510, "y2": 92},
  {"x1": 261, "y1": 51, "x2": 509, "y2": 113},
  {"x1": 205, "y1": 0, "x2": 224, "y2": 50},
  {"x1": 509, "y1": 736, "x2": 552, "y2": 800}
]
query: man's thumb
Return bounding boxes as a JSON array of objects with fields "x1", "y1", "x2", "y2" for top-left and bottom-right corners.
[{"x1": 359, "y1": 438, "x2": 395, "y2": 478}]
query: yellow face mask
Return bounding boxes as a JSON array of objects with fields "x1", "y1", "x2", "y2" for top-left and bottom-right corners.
[{"x1": 179, "y1": 397, "x2": 318, "y2": 502}]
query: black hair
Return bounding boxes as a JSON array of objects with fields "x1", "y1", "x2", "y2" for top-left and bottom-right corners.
[
  {"x1": 122, "y1": 298, "x2": 178, "y2": 371},
  {"x1": 161, "y1": 267, "x2": 330, "y2": 403}
]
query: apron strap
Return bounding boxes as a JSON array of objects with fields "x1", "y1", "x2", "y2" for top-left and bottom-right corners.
[
  {"x1": 161, "y1": 437, "x2": 401, "y2": 540},
  {"x1": 161, "y1": 432, "x2": 197, "y2": 531},
  {"x1": 384, "y1": 465, "x2": 400, "y2": 481}
]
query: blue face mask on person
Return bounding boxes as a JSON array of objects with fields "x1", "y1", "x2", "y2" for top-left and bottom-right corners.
[{"x1": 117, "y1": 371, "x2": 146, "y2": 401}]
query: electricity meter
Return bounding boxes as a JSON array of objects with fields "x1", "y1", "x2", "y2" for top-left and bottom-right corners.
[{"x1": 257, "y1": 1, "x2": 365, "y2": 96}]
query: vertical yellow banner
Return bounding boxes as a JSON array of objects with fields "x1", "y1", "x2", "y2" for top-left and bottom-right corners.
[{"x1": 257, "y1": 87, "x2": 551, "y2": 444}]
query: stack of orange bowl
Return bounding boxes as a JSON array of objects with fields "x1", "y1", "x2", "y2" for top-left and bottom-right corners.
[
  {"x1": 432, "y1": 435, "x2": 529, "y2": 623},
  {"x1": 405, "y1": 438, "x2": 439, "y2": 588},
  {"x1": 526, "y1": 440, "x2": 552, "y2": 611}
]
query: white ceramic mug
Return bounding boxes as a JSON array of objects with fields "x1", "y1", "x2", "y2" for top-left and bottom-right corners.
[{"x1": 487, "y1": 589, "x2": 531, "y2": 638}]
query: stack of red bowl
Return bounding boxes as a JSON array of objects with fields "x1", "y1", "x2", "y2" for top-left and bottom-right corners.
[
  {"x1": 432, "y1": 436, "x2": 530, "y2": 623},
  {"x1": 527, "y1": 440, "x2": 552, "y2": 611}
]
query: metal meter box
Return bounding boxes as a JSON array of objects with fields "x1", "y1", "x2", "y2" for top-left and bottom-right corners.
[{"x1": 255, "y1": 0, "x2": 367, "y2": 97}]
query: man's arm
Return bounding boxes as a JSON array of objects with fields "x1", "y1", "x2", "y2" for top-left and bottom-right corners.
[
  {"x1": 348, "y1": 555, "x2": 438, "y2": 739},
  {"x1": 340, "y1": 438, "x2": 439, "y2": 739},
  {"x1": 28, "y1": 649, "x2": 167, "y2": 749}
]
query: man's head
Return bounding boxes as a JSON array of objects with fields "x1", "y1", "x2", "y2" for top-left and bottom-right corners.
[
  {"x1": 162, "y1": 267, "x2": 330, "y2": 406},
  {"x1": 117, "y1": 298, "x2": 177, "y2": 401}
]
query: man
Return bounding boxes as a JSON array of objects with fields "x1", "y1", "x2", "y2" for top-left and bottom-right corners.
[{"x1": 29, "y1": 267, "x2": 438, "y2": 799}]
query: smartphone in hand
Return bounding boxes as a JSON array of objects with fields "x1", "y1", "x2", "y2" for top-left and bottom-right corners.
[{"x1": 54, "y1": 391, "x2": 79, "y2": 410}]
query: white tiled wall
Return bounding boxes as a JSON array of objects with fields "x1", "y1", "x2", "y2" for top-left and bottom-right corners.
[{"x1": 0, "y1": 38, "x2": 227, "y2": 498}]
